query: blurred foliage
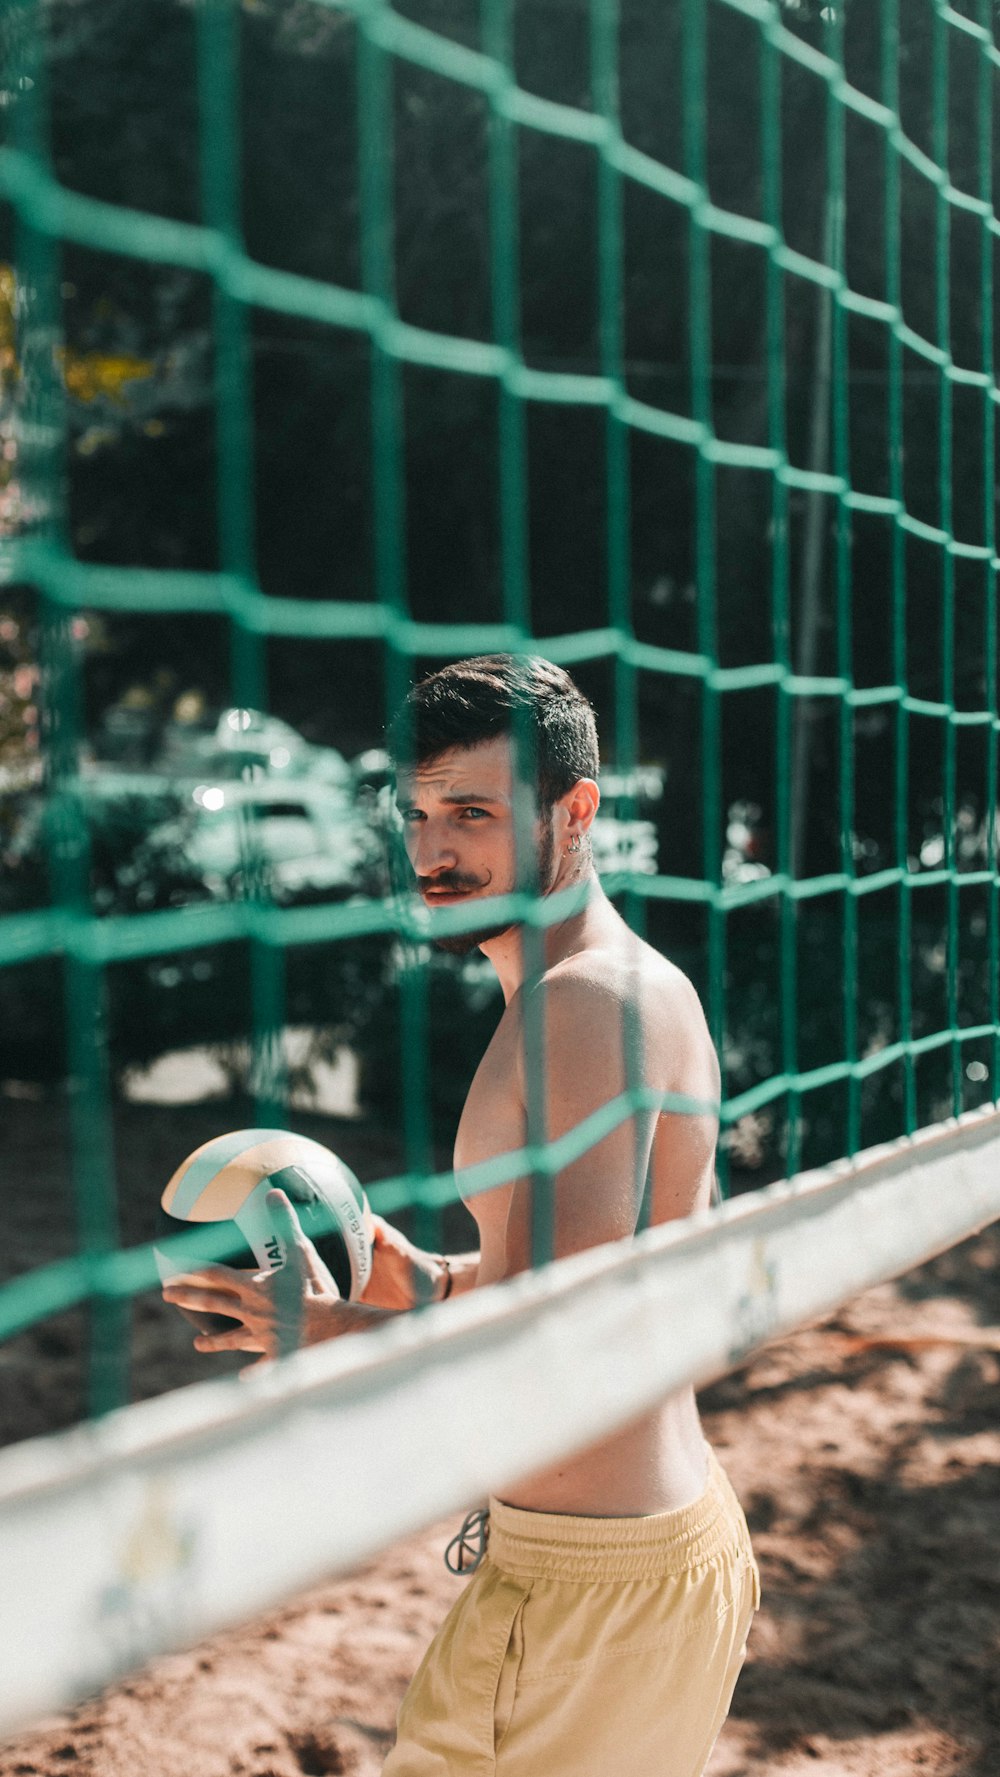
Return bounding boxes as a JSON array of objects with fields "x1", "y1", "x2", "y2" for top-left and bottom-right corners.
[
  {"x1": 0, "y1": 0, "x2": 995, "y2": 1178},
  {"x1": 0, "y1": 602, "x2": 40, "y2": 776}
]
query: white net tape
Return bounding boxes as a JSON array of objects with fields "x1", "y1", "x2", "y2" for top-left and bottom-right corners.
[{"x1": 2, "y1": 1103, "x2": 999, "y2": 1736}]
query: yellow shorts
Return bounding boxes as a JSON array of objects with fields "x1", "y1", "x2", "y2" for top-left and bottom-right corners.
[{"x1": 383, "y1": 1446, "x2": 759, "y2": 1777}]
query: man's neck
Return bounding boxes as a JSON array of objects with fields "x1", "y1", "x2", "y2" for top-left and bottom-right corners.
[{"x1": 480, "y1": 872, "x2": 615, "y2": 1003}]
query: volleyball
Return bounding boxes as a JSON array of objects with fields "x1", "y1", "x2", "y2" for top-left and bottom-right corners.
[{"x1": 155, "y1": 1129, "x2": 373, "y2": 1330}]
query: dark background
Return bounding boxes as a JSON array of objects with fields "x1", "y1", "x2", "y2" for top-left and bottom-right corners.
[{"x1": 1, "y1": 0, "x2": 997, "y2": 1202}]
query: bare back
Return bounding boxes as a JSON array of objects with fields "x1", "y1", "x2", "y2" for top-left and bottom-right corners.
[{"x1": 455, "y1": 891, "x2": 719, "y2": 1516}]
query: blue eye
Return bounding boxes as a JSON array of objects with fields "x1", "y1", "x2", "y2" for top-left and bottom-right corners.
[
  {"x1": 461, "y1": 807, "x2": 489, "y2": 820},
  {"x1": 399, "y1": 809, "x2": 424, "y2": 824}
]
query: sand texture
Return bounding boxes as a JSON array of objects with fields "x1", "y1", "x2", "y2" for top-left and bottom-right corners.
[{"x1": 1, "y1": 1094, "x2": 998, "y2": 1777}]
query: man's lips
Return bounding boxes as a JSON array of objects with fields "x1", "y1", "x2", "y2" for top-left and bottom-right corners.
[{"x1": 422, "y1": 887, "x2": 473, "y2": 902}]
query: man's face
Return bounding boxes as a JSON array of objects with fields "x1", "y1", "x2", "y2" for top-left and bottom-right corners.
[{"x1": 395, "y1": 736, "x2": 555, "y2": 955}]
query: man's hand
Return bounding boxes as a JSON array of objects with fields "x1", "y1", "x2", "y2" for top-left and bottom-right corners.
[
  {"x1": 161, "y1": 1188, "x2": 365, "y2": 1362},
  {"x1": 361, "y1": 1214, "x2": 447, "y2": 1310},
  {"x1": 362, "y1": 1216, "x2": 479, "y2": 1307}
]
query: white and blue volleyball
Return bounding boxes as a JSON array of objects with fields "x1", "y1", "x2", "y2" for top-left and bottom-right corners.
[{"x1": 156, "y1": 1130, "x2": 373, "y2": 1328}]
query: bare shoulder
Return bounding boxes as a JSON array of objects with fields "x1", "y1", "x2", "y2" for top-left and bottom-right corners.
[
  {"x1": 637, "y1": 945, "x2": 720, "y2": 1088},
  {"x1": 517, "y1": 937, "x2": 719, "y2": 1103},
  {"x1": 547, "y1": 939, "x2": 714, "y2": 1051}
]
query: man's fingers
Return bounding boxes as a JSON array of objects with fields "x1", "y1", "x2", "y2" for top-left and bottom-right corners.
[
  {"x1": 162, "y1": 1282, "x2": 252, "y2": 1318},
  {"x1": 162, "y1": 1264, "x2": 246, "y2": 1295},
  {"x1": 266, "y1": 1188, "x2": 341, "y2": 1296},
  {"x1": 193, "y1": 1327, "x2": 267, "y2": 1354},
  {"x1": 164, "y1": 1201, "x2": 341, "y2": 1364},
  {"x1": 265, "y1": 1188, "x2": 307, "y2": 1246},
  {"x1": 262, "y1": 1190, "x2": 310, "y2": 1354}
]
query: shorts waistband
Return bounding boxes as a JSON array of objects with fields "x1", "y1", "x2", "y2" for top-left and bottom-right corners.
[{"x1": 486, "y1": 1447, "x2": 748, "y2": 1584}]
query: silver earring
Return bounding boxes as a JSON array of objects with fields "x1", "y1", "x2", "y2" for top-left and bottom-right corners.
[{"x1": 567, "y1": 834, "x2": 582, "y2": 855}]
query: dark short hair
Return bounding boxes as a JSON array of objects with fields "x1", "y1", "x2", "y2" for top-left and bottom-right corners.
[{"x1": 388, "y1": 654, "x2": 599, "y2": 808}]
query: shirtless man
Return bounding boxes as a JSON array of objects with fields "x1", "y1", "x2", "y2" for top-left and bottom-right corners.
[{"x1": 163, "y1": 655, "x2": 758, "y2": 1777}]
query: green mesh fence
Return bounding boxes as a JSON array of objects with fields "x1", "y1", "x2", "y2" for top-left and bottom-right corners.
[{"x1": 1, "y1": 0, "x2": 998, "y2": 1418}]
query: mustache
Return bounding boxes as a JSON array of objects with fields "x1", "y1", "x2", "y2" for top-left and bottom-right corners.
[{"x1": 416, "y1": 869, "x2": 492, "y2": 894}]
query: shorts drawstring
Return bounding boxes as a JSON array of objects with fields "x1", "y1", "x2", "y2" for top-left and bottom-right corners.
[{"x1": 445, "y1": 1506, "x2": 490, "y2": 1575}]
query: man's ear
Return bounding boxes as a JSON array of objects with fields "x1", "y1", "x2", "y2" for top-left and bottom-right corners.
[{"x1": 563, "y1": 777, "x2": 600, "y2": 842}]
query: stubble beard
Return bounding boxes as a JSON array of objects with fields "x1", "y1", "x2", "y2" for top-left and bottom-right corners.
[{"x1": 431, "y1": 813, "x2": 555, "y2": 957}]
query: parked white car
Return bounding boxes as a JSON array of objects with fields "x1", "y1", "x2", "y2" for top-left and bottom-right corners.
[
  {"x1": 148, "y1": 779, "x2": 367, "y2": 904},
  {"x1": 159, "y1": 707, "x2": 353, "y2": 788}
]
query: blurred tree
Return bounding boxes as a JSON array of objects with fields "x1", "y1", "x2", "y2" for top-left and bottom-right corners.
[{"x1": 0, "y1": 0, "x2": 989, "y2": 1164}]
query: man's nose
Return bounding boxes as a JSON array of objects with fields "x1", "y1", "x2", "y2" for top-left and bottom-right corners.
[{"x1": 409, "y1": 822, "x2": 458, "y2": 876}]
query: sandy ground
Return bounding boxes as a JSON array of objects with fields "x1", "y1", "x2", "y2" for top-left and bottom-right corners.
[{"x1": 1, "y1": 1091, "x2": 998, "y2": 1777}]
